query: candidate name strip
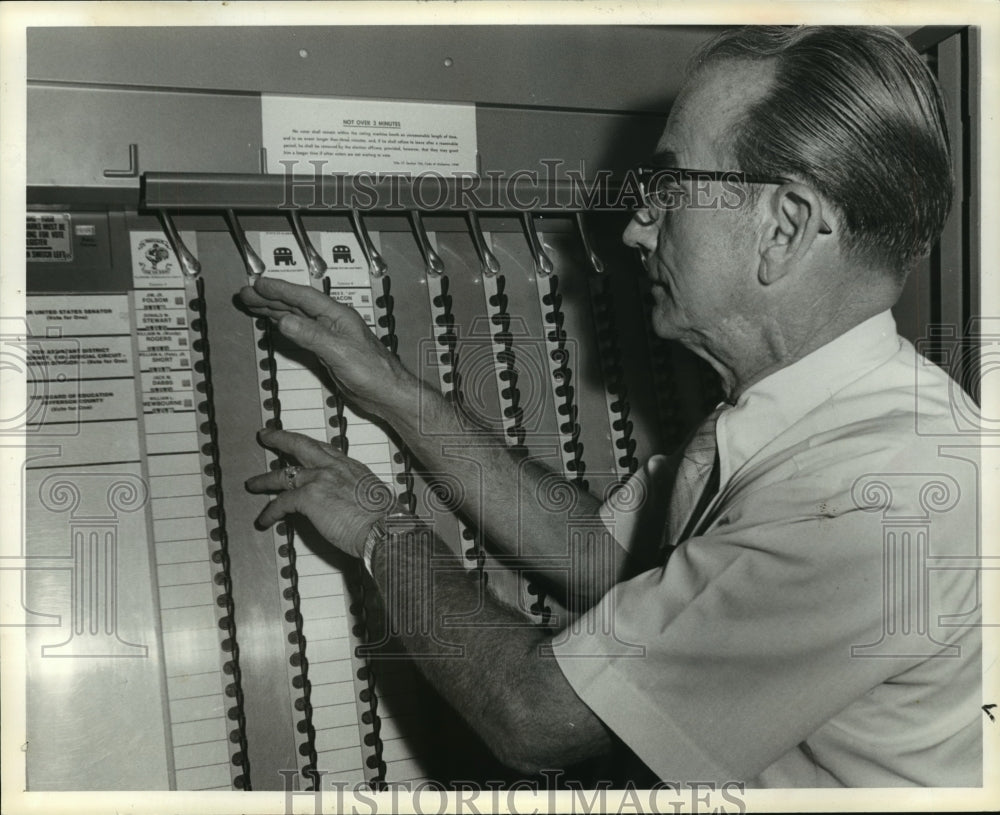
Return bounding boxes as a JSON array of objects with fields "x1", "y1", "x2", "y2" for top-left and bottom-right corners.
[{"x1": 131, "y1": 232, "x2": 242, "y2": 789}]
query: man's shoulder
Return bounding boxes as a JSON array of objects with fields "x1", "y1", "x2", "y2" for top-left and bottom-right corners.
[
  {"x1": 726, "y1": 338, "x2": 979, "y2": 526},
  {"x1": 798, "y1": 335, "x2": 970, "y2": 458}
]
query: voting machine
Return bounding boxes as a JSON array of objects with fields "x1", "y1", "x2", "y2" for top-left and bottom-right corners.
[{"x1": 17, "y1": 24, "x2": 980, "y2": 791}]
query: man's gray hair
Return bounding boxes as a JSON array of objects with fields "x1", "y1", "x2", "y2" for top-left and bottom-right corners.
[{"x1": 693, "y1": 26, "x2": 953, "y2": 279}]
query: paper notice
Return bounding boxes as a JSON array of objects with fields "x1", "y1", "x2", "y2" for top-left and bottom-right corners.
[
  {"x1": 26, "y1": 212, "x2": 73, "y2": 262},
  {"x1": 261, "y1": 95, "x2": 477, "y2": 176}
]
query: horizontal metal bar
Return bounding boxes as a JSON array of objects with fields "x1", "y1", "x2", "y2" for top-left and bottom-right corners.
[
  {"x1": 29, "y1": 184, "x2": 141, "y2": 208},
  {"x1": 141, "y1": 172, "x2": 637, "y2": 213},
  {"x1": 169, "y1": 211, "x2": 584, "y2": 236}
]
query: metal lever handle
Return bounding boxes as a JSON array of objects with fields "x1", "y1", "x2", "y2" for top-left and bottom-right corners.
[
  {"x1": 225, "y1": 209, "x2": 266, "y2": 278},
  {"x1": 103, "y1": 143, "x2": 139, "y2": 178},
  {"x1": 466, "y1": 211, "x2": 501, "y2": 278},
  {"x1": 409, "y1": 211, "x2": 444, "y2": 277},
  {"x1": 157, "y1": 211, "x2": 201, "y2": 277},
  {"x1": 348, "y1": 210, "x2": 387, "y2": 278},
  {"x1": 287, "y1": 211, "x2": 327, "y2": 278},
  {"x1": 521, "y1": 213, "x2": 553, "y2": 277},
  {"x1": 575, "y1": 212, "x2": 605, "y2": 275}
]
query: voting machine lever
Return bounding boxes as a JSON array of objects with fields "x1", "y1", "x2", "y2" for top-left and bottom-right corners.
[
  {"x1": 225, "y1": 209, "x2": 266, "y2": 278},
  {"x1": 466, "y1": 211, "x2": 501, "y2": 278},
  {"x1": 409, "y1": 210, "x2": 445, "y2": 278},
  {"x1": 287, "y1": 211, "x2": 327, "y2": 279},
  {"x1": 575, "y1": 212, "x2": 605, "y2": 275},
  {"x1": 521, "y1": 212, "x2": 554, "y2": 277},
  {"x1": 348, "y1": 209, "x2": 388, "y2": 278},
  {"x1": 157, "y1": 211, "x2": 201, "y2": 277}
]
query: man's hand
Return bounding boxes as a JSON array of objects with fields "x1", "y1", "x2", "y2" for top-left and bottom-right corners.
[
  {"x1": 238, "y1": 276, "x2": 417, "y2": 419},
  {"x1": 239, "y1": 274, "x2": 617, "y2": 608},
  {"x1": 245, "y1": 427, "x2": 394, "y2": 559}
]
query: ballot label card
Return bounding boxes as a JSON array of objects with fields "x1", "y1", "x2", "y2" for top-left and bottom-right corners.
[{"x1": 131, "y1": 231, "x2": 198, "y2": 288}]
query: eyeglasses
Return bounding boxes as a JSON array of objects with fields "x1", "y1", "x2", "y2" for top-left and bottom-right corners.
[
  {"x1": 636, "y1": 165, "x2": 791, "y2": 210},
  {"x1": 634, "y1": 166, "x2": 832, "y2": 233}
]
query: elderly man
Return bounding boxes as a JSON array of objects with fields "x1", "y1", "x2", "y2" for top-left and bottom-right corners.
[{"x1": 240, "y1": 26, "x2": 981, "y2": 787}]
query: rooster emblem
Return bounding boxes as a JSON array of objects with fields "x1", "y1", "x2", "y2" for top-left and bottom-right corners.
[{"x1": 144, "y1": 242, "x2": 170, "y2": 269}]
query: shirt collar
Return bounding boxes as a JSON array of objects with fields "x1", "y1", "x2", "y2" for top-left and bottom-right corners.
[{"x1": 715, "y1": 310, "x2": 900, "y2": 485}]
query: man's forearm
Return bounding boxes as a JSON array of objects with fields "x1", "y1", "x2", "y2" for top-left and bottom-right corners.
[
  {"x1": 369, "y1": 525, "x2": 614, "y2": 774},
  {"x1": 239, "y1": 276, "x2": 630, "y2": 607},
  {"x1": 379, "y1": 373, "x2": 628, "y2": 608}
]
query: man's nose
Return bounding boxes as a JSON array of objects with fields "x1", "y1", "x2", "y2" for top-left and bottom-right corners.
[{"x1": 622, "y1": 208, "x2": 659, "y2": 255}]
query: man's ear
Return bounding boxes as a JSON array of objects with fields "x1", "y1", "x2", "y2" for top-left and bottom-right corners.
[{"x1": 757, "y1": 183, "x2": 826, "y2": 285}]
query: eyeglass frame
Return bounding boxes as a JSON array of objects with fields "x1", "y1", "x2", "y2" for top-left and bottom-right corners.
[{"x1": 634, "y1": 165, "x2": 833, "y2": 234}]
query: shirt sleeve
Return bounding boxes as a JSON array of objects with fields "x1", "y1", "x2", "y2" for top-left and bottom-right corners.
[
  {"x1": 597, "y1": 454, "x2": 674, "y2": 554},
  {"x1": 550, "y1": 470, "x2": 958, "y2": 782}
]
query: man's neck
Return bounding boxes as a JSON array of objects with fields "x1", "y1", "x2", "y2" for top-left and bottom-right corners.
[{"x1": 705, "y1": 294, "x2": 896, "y2": 403}]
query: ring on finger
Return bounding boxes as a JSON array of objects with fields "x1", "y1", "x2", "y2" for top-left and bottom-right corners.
[{"x1": 283, "y1": 465, "x2": 302, "y2": 490}]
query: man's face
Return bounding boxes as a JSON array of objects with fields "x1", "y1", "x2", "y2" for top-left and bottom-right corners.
[{"x1": 623, "y1": 60, "x2": 772, "y2": 348}]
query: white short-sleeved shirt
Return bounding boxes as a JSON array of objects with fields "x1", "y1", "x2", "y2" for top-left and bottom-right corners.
[{"x1": 553, "y1": 312, "x2": 982, "y2": 787}]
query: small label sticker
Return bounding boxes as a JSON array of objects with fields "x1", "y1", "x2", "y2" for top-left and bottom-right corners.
[{"x1": 26, "y1": 212, "x2": 73, "y2": 262}]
